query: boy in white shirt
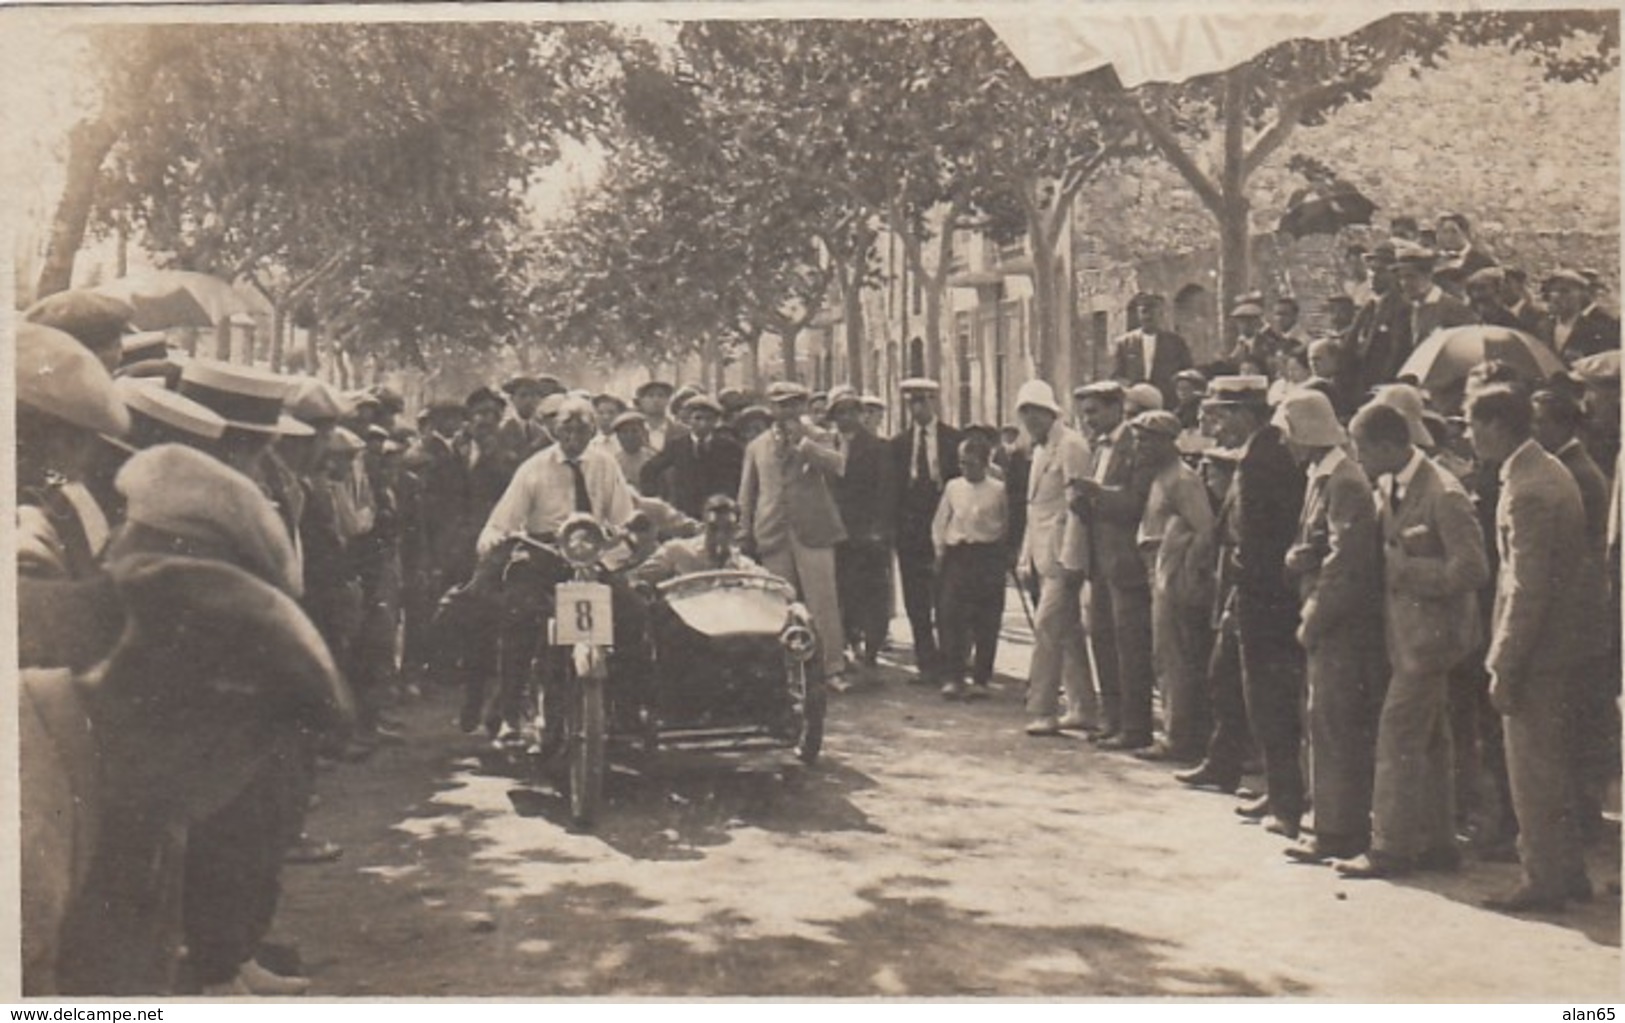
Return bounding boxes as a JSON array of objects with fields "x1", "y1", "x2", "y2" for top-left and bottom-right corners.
[{"x1": 932, "y1": 435, "x2": 1009, "y2": 700}]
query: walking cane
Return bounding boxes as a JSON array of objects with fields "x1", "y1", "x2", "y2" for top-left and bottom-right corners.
[{"x1": 1007, "y1": 566, "x2": 1037, "y2": 633}]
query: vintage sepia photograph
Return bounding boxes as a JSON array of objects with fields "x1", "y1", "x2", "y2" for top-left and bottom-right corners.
[{"x1": 4, "y1": 1, "x2": 1622, "y2": 1002}]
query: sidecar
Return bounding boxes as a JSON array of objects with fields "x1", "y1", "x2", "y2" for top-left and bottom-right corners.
[{"x1": 637, "y1": 569, "x2": 825, "y2": 764}]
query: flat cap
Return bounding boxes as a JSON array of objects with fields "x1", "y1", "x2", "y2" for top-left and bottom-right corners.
[
  {"x1": 1074, "y1": 380, "x2": 1125, "y2": 401},
  {"x1": 734, "y1": 404, "x2": 773, "y2": 425},
  {"x1": 1228, "y1": 301, "x2": 1265, "y2": 318},
  {"x1": 1128, "y1": 410, "x2": 1182, "y2": 439},
  {"x1": 684, "y1": 394, "x2": 724, "y2": 416},
  {"x1": 1202, "y1": 375, "x2": 1270, "y2": 407},
  {"x1": 537, "y1": 393, "x2": 567, "y2": 418},
  {"x1": 116, "y1": 443, "x2": 301, "y2": 596},
  {"x1": 636, "y1": 379, "x2": 675, "y2": 398},
  {"x1": 1173, "y1": 368, "x2": 1209, "y2": 388},
  {"x1": 18, "y1": 323, "x2": 131, "y2": 437},
  {"x1": 24, "y1": 289, "x2": 134, "y2": 360},
  {"x1": 766, "y1": 380, "x2": 811, "y2": 403},
  {"x1": 611, "y1": 410, "x2": 647, "y2": 432},
  {"x1": 1542, "y1": 268, "x2": 1590, "y2": 291},
  {"x1": 1391, "y1": 241, "x2": 1438, "y2": 270},
  {"x1": 1125, "y1": 382, "x2": 1165, "y2": 412},
  {"x1": 286, "y1": 377, "x2": 353, "y2": 425},
  {"x1": 860, "y1": 393, "x2": 887, "y2": 410}
]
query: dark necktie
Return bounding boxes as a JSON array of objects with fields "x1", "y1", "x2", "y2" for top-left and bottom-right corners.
[
  {"x1": 915, "y1": 427, "x2": 931, "y2": 484},
  {"x1": 567, "y1": 459, "x2": 592, "y2": 514},
  {"x1": 1390, "y1": 481, "x2": 1402, "y2": 518}
]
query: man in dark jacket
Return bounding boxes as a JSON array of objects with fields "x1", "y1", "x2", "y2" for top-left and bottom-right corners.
[
  {"x1": 1351, "y1": 244, "x2": 1414, "y2": 396},
  {"x1": 889, "y1": 378, "x2": 961, "y2": 684},
  {"x1": 639, "y1": 394, "x2": 743, "y2": 518},
  {"x1": 1542, "y1": 269, "x2": 1621, "y2": 363},
  {"x1": 1204, "y1": 376, "x2": 1307, "y2": 838},
  {"x1": 1110, "y1": 293, "x2": 1193, "y2": 410},
  {"x1": 830, "y1": 390, "x2": 895, "y2": 678}
]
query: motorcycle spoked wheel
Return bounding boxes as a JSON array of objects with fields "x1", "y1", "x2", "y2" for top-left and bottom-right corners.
[
  {"x1": 560, "y1": 662, "x2": 606, "y2": 828},
  {"x1": 788, "y1": 655, "x2": 826, "y2": 765}
]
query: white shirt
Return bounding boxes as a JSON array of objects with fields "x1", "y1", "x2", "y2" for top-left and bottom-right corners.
[
  {"x1": 910, "y1": 420, "x2": 941, "y2": 484},
  {"x1": 1141, "y1": 331, "x2": 1158, "y2": 377},
  {"x1": 1379, "y1": 446, "x2": 1426, "y2": 514},
  {"x1": 646, "y1": 417, "x2": 671, "y2": 453},
  {"x1": 932, "y1": 476, "x2": 1007, "y2": 551},
  {"x1": 1092, "y1": 421, "x2": 1128, "y2": 482},
  {"x1": 477, "y1": 443, "x2": 636, "y2": 556}
]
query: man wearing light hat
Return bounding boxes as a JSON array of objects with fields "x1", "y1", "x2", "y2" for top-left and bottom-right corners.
[
  {"x1": 1179, "y1": 376, "x2": 1305, "y2": 830},
  {"x1": 889, "y1": 377, "x2": 961, "y2": 684},
  {"x1": 1274, "y1": 390, "x2": 1383, "y2": 862},
  {"x1": 1129, "y1": 409, "x2": 1215, "y2": 764},
  {"x1": 859, "y1": 394, "x2": 887, "y2": 435},
  {"x1": 17, "y1": 324, "x2": 132, "y2": 580},
  {"x1": 1224, "y1": 296, "x2": 1273, "y2": 370},
  {"x1": 639, "y1": 393, "x2": 744, "y2": 518},
  {"x1": 738, "y1": 381, "x2": 849, "y2": 686},
  {"x1": 1013, "y1": 380, "x2": 1095, "y2": 736},
  {"x1": 608, "y1": 411, "x2": 655, "y2": 490},
  {"x1": 1111, "y1": 292, "x2": 1193, "y2": 411},
  {"x1": 176, "y1": 360, "x2": 311, "y2": 525}
]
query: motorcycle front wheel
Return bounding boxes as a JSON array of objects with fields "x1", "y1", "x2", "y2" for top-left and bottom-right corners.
[{"x1": 565, "y1": 659, "x2": 606, "y2": 828}]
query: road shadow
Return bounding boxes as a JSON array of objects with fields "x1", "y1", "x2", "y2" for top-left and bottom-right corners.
[{"x1": 503, "y1": 751, "x2": 884, "y2": 860}]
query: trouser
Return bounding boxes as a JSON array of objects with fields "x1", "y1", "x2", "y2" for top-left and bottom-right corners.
[
  {"x1": 1149, "y1": 563, "x2": 1212, "y2": 755},
  {"x1": 1448, "y1": 659, "x2": 1487, "y2": 829},
  {"x1": 937, "y1": 543, "x2": 1006, "y2": 685},
  {"x1": 1371, "y1": 665, "x2": 1456, "y2": 860},
  {"x1": 1198, "y1": 624, "x2": 1250, "y2": 777},
  {"x1": 762, "y1": 538, "x2": 846, "y2": 680},
  {"x1": 1026, "y1": 571, "x2": 1094, "y2": 720},
  {"x1": 1088, "y1": 576, "x2": 1153, "y2": 740},
  {"x1": 836, "y1": 539, "x2": 892, "y2": 665},
  {"x1": 1504, "y1": 673, "x2": 1588, "y2": 897},
  {"x1": 1239, "y1": 622, "x2": 1306, "y2": 823},
  {"x1": 181, "y1": 732, "x2": 314, "y2": 987},
  {"x1": 1567, "y1": 652, "x2": 1620, "y2": 839},
  {"x1": 897, "y1": 544, "x2": 942, "y2": 677},
  {"x1": 1305, "y1": 626, "x2": 1381, "y2": 848},
  {"x1": 354, "y1": 549, "x2": 403, "y2": 728}
]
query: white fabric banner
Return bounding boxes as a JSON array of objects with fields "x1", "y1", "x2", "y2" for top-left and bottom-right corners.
[{"x1": 987, "y1": 9, "x2": 1393, "y2": 86}]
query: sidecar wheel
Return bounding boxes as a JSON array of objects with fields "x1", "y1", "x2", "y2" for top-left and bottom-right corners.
[{"x1": 792, "y1": 661, "x2": 826, "y2": 765}]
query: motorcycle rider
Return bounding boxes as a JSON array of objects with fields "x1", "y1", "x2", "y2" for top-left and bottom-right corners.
[{"x1": 476, "y1": 396, "x2": 643, "y2": 747}]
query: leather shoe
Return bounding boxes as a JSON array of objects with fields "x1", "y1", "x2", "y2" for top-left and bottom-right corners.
[
  {"x1": 963, "y1": 683, "x2": 992, "y2": 701},
  {"x1": 1234, "y1": 796, "x2": 1271, "y2": 820},
  {"x1": 1174, "y1": 765, "x2": 1240, "y2": 794},
  {"x1": 1263, "y1": 816, "x2": 1300, "y2": 840},
  {"x1": 1133, "y1": 743, "x2": 1199, "y2": 765},
  {"x1": 1025, "y1": 716, "x2": 1062, "y2": 736},
  {"x1": 1284, "y1": 838, "x2": 1364, "y2": 864},
  {"x1": 940, "y1": 680, "x2": 966, "y2": 700},
  {"x1": 1482, "y1": 886, "x2": 1567, "y2": 913},
  {"x1": 1087, "y1": 728, "x2": 1121, "y2": 745},
  {"x1": 1099, "y1": 733, "x2": 1153, "y2": 752},
  {"x1": 1335, "y1": 852, "x2": 1411, "y2": 879},
  {"x1": 1057, "y1": 713, "x2": 1097, "y2": 732}
]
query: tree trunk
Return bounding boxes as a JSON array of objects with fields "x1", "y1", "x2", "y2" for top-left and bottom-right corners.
[
  {"x1": 269, "y1": 304, "x2": 286, "y2": 373},
  {"x1": 842, "y1": 273, "x2": 865, "y2": 391},
  {"x1": 1218, "y1": 199, "x2": 1251, "y2": 358},
  {"x1": 1218, "y1": 69, "x2": 1250, "y2": 353},
  {"x1": 213, "y1": 314, "x2": 232, "y2": 361},
  {"x1": 36, "y1": 118, "x2": 118, "y2": 298},
  {"x1": 1028, "y1": 222, "x2": 1062, "y2": 381},
  {"x1": 745, "y1": 333, "x2": 761, "y2": 392}
]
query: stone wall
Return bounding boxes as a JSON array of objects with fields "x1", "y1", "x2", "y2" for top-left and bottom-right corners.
[{"x1": 1070, "y1": 42, "x2": 1620, "y2": 366}]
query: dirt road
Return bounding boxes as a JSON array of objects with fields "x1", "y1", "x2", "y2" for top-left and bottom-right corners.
[{"x1": 275, "y1": 609, "x2": 1621, "y2": 999}]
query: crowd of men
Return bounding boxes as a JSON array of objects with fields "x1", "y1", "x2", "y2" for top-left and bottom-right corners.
[{"x1": 13, "y1": 212, "x2": 1623, "y2": 994}]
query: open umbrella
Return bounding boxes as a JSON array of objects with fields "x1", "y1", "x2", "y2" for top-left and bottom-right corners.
[
  {"x1": 1572, "y1": 349, "x2": 1620, "y2": 386},
  {"x1": 1397, "y1": 325, "x2": 1567, "y2": 390},
  {"x1": 95, "y1": 271, "x2": 251, "y2": 331},
  {"x1": 1278, "y1": 181, "x2": 1376, "y2": 239}
]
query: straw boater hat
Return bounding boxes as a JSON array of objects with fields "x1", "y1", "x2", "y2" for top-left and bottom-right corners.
[
  {"x1": 178, "y1": 359, "x2": 311, "y2": 436},
  {"x1": 1272, "y1": 390, "x2": 1347, "y2": 448},
  {"x1": 115, "y1": 377, "x2": 227, "y2": 449},
  {"x1": 899, "y1": 377, "x2": 939, "y2": 396},
  {"x1": 860, "y1": 393, "x2": 886, "y2": 411}
]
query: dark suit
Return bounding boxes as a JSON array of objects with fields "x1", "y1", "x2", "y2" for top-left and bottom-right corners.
[
  {"x1": 1111, "y1": 328, "x2": 1193, "y2": 409},
  {"x1": 1232, "y1": 424, "x2": 1306, "y2": 823},
  {"x1": 890, "y1": 420, "x2": 962, "y2": 678},
  {"x1": 1549, "y1": 306, "x2": 1621, "y2": 363},
  {"x1": 639, "y1": 431, "x2": 744, "y2": 519},
  {"x1": 1352, "y1": 290, "x2": 1413, "y2": 396},
  {"x1": 833, "y1": 426, "x2": 895, "y2": 664},
  {"x1": 1077, "y1": 423, "x2": 1154, "y2": 741},
  {"x1": 1411, "y1": 290, "x2": 1475, "y2": 349},
  {"x1": 416, "y1": 433, "x2": 472, "y2": 589}
]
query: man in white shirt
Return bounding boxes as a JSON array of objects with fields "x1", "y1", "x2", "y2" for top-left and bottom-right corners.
[
  {"x1": 635, "y1": 380, "x2": 686, "y2": 454},
  {"x1": 477, "y1": 396, "x2": 639, "y2": 745},
  {"x1": 931, "y1": 435, "x2": 1008, "y2": 700},
  {"x1": 635, "y1": 495, "x2": 761, "y2": 583}
]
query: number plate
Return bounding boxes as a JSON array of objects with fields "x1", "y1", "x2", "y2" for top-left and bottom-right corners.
[{"x1": 555, "y1": 582, "x2": 614, "y2": 645}]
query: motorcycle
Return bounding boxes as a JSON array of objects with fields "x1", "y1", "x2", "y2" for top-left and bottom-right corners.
[{"x1": 506, "y1": 514, "x2": 827, "y2": 829}]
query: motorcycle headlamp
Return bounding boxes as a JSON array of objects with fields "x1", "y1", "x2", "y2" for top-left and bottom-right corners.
[
  {"x1": 780, "y1": 623, "x2": 817, "y2": 662},
  {"x1": 561, "y1": 521, "x2": 603, "y2": 566}
]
